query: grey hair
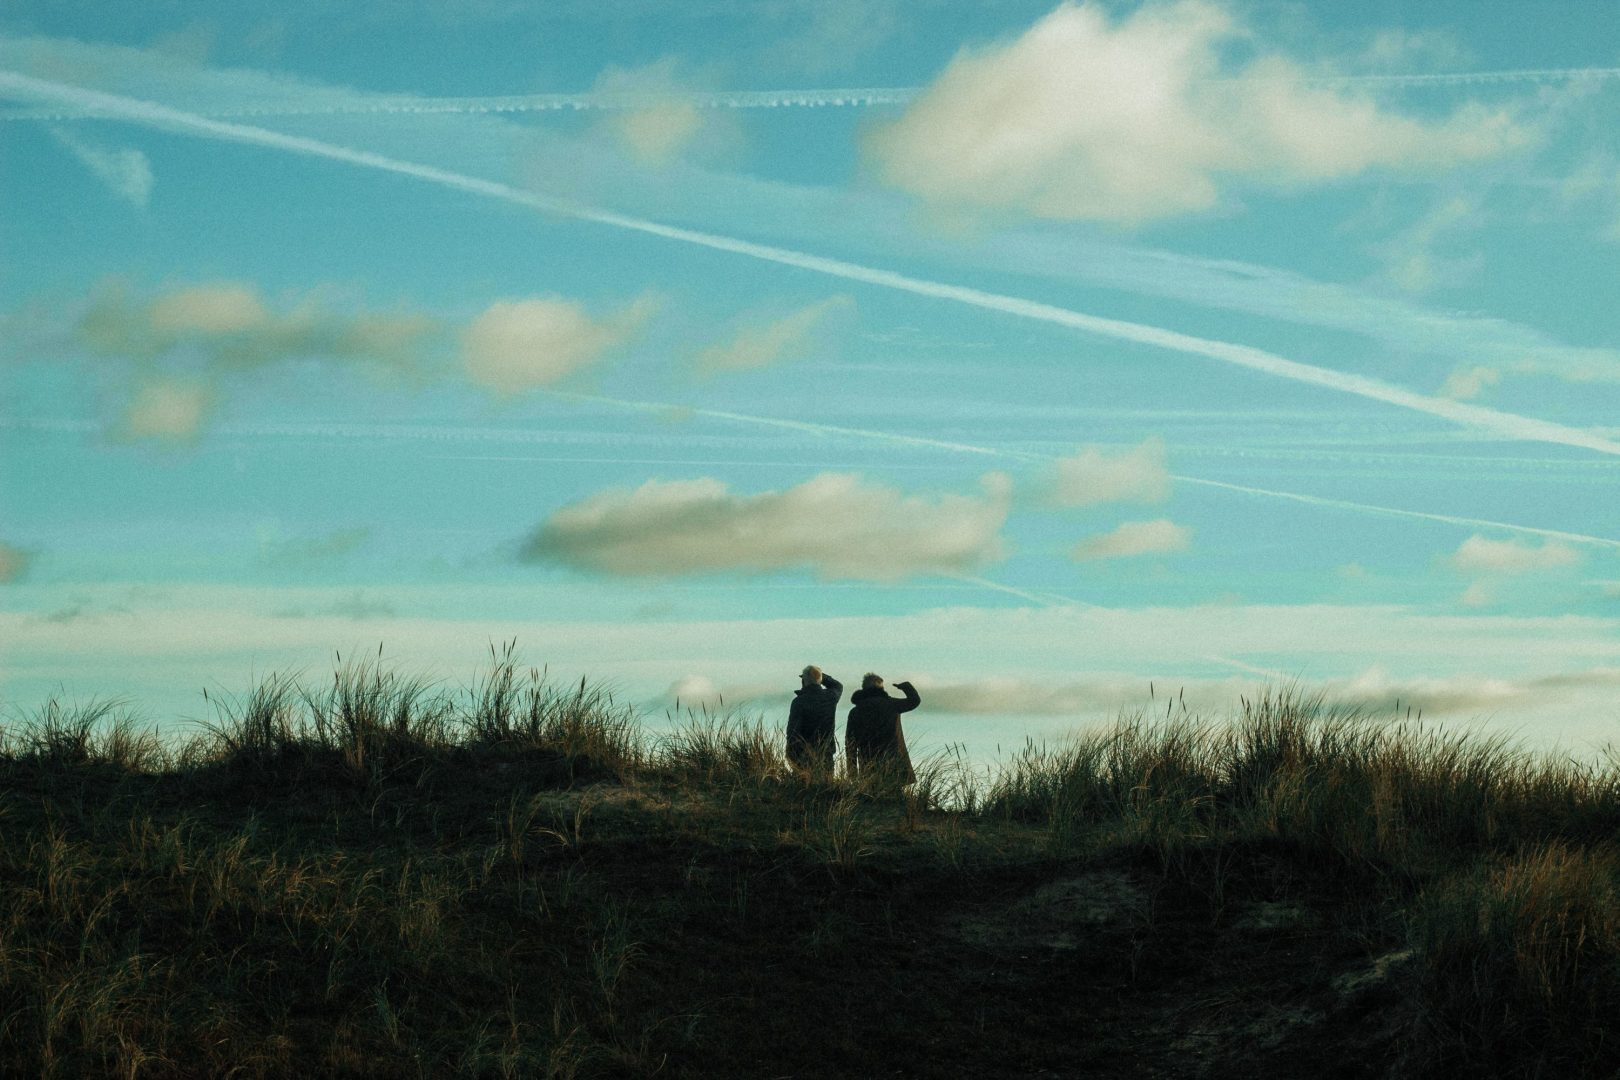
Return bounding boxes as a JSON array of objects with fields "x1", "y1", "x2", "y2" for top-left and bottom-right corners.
[{"x1": 861, "y1": 672, "x2": 883, "y2": 690}]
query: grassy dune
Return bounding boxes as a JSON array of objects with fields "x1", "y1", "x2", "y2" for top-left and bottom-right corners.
[{"x1": 3, "y1": 649, "x2": 1619, "y2": 1078}]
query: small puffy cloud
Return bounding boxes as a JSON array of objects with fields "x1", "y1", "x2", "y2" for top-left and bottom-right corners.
[
  {"x1": 1440, "y1": 365, "x2": 1500, "y2": 401},
  {"x1": 523, "y1": 471, "x2": 1012, "y2": 581},
  {"x1": 80, "y1": 280, "x2": 435, "y2": 371},
  {"x1": 118, "y1": 378, "x2": 213, "y2": 442},
  {"x1": 1556, "y1": 155, "x2": 1620, "y2": 245},
  {"x1": 149, "y1": 284, "x2": 267, "y2": 335},
  {"x1": 1372, "y1": 194, "x2": 1486, "y2": 294},
  {"x1": 461, "y1": 293, "x2": 657, "y2": 393},
  {"x1": 47, "y1": 126, "x2": 153, "y2": 207},
  {"x1": 1448, "y1": 535, "x2": 1582, "y2": 576},
  {"x1": 864, "y1": 1, "x2": 1526, "y2": 224},
  {"x1": 614, "y1": 103, "x2": 702, "y2": 166},
  {"x1": 1356, "y1": 28, "x2": 1472, "y2": 73},
  {"x1": 1048, "y1": 437, "x2": 1171, "y2": 507},
  {"x1": 1071, "y1": 518, "x2": 1190, "y2": 562},
  {"x1": 592, "y1": 59, "x2": 736, "y2": 167},
  {"x1": 695, "y1": 295, "x2": 855, "y2": 375},
  {"x1": 0, "y1": 541, "x2": 33, "y2": 583}
]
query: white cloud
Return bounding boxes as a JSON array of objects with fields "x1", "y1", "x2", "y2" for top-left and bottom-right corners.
[
  {"x1": 1448, "y1": 534, "x2": 1582, "y2": 576},
  {"x1": 523, "y1": 472, "x2": 1012, "y2": 581},
  {"x1": 80, "y1": 280, "x2": 435, "y2": 370},
  {"x1": 694, "y1": 295, "x2": 854, "y2": 374},
  {"x1": 47, "y1": 125, "x2": 153, "y2": 207},
  {"x1": 916, "y1": 674, "x2": 1158, "y2": 715},
  {"x1": 864, "y1": 1, "x2": 1526, "y2": 223},
  {"x1": 1355, "y1": 28, "x2": 1473, "y2": 73},
  {"x1": 15, "y1": 65, "x2": 1615, "y2": 454},
  {"x1": 71, "y1": 281, "x2": 437, "y2": 442},
  {"x1": 1556, "y1": 155, "x2": 1620, "y2": 244},
  {"x1": 1049, "y1": 437, "x2": 1171, "y2": 507},
  {"x1": 613, "y1": 103, "x2": 703, "y2": 166},
  {"x1": 1328, "y1": 664, "x2": 1620, "y2": 717},
  {"x1": 1071, "y1": 518, "x2": 1190, "y2": 562},
  {"x1": 461, "y1": 293, "x2": 657, "y2": 393},
  {"x1": 1440, "y1": 365, "x2": 1500, "y2": 401},
  {"x1": 148, "y1": 283, "x2": 268, "y2": 335},
  {"x1": 1372, "y1": 194, "x2": 1486, "y2": 294},
  {"x1": 7, "y1": 32, "x2": 1612, "y2": 398},
  {"x1": 591, "y1": 59, "x2": 735, "y2": 167},
  {"x1": 666, "y1": 675, "x2": 724, "y2": 707},
  {"x1": 118, "y1": 378, "x2": 213, "y2": 442},
  {"x1": 0, "y1": 542, "x2": 33, "y2": 583}
]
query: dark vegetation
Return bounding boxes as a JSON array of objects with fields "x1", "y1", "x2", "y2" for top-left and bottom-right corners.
[{"x1": 4, "y1": 645, "x2": 1620, "y2": 1077}]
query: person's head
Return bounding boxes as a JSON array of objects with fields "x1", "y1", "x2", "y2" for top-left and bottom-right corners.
[
  {"x1": 800, "y1": 665, "x2": 823, "y2": 688},
  {"x1": 861, "y1": 672, "x2": 884, "y2": 691}
]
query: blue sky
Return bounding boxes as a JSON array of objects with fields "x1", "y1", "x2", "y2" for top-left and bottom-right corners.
[{"x1": 2, "y1": 0, "x2": 1618, "y2": 758}]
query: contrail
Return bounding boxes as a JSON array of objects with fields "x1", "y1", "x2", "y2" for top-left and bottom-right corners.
[
  {"x1": 9, "y1": 396, "x2": 1610, "y2": 551},
  {"x1": 6, "y1": 65, "x2": 1617, "y2": 122},
  {"x1": 0, "y1": 87, "x2": 917, "y2": 122},
  {"x1": 1201, "y1": 654, "x2": 1296, "y2": 681},
  {"x1": 1173, "y1": 476, "x2": 1620, "y2": 551},
  {"x1": 1302, "y1": 66, "x2": 1620, "y2": 88},
  {"x1": 5, "y1": 72, "x2": 1614, "y2": 459},
  {"x1": 550, "y1": 390, "x2": 1620, "y2": 551},
  {"x1": 946, "y1": 574, "x2": 1083, "y2": 609},
  {"x1": 545, "y1": 389, "x2": 1026, "y2": 460}
]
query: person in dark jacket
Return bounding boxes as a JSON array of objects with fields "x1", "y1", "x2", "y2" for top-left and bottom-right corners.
[
  {"x1": 844, "y1": 673, "x2": 921, "y2": 785},
  {"x1": 786, "y1": 666, "x2": 843, "y2": 772}
]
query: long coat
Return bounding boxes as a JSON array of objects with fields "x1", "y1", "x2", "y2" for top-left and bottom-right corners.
[
  {"x1": 786, "y1": 675, "x2": 843, "y2": 769},
  {"x1": 844, "y1": 682, "x2": 921, "y2": 784}
]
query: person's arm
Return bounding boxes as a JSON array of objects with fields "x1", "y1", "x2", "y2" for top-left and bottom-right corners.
[
  {"x1": 894, "y1": 680, "x2": 920, "y2": 713},
  {"x1": 822, "y1": 673, "x2": 843, "y2": 700}
]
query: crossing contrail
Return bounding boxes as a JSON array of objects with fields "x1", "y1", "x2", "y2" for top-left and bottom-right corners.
[
  {"x1": 0, "y1": 87, "x2": 917, "y2": 121},
  {"x1": 10, "y1": 398, "x2": 1610, "y2": 551},
  {"x1": 6, "y1": 65, "x2": 1616, "y2": 122},
  {"x1": 946, "y1": 574, "x2": 1089, "y2": 609},
  {"x1": 545, "y1": 390, "x2": 1027, "y2": 460},
  {"x1": 1171, "y1": 476, "x2": 1620, "y2": 551},
  {"x1": 542, "y1": 391, "x2": 1620, "y2": 551},
  {"x1": 5, "y1": 71, "x2": 1613, "y2": 459}
]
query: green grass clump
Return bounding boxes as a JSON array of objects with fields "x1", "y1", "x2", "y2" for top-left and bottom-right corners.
[{"x1": 4, "y1": 661, "x2": 1620, "y2": 1077}]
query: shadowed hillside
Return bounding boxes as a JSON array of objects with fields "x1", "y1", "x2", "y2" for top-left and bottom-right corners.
[{"x1": 4, "y1": 648, "x2": 1619, "y2": 1078}]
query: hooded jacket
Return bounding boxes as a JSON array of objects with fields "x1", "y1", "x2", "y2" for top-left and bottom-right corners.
[{"x1": 845, "y1": 681, "x2": 921, "y2": 782}]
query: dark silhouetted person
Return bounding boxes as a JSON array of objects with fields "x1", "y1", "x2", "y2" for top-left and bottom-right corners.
[
  {"x1": 845, "y1": 673, "x2": 921, "y2": 785},
  {"x1": 786, "y1": 665, "x2": 843, "y2": 772}
]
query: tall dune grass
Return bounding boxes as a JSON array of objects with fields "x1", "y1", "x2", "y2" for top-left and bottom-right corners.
[{"x1": 5, "y1": 663, "x2": 1620, "y2": 1075}]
